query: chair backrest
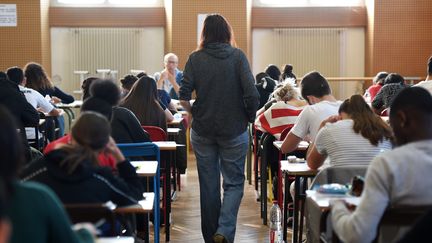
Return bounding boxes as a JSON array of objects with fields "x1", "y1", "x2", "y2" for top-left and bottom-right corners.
[
  {"x1": 380, "y1": 108, "x2": 389, "y2": 117},
  {"x1": 280, "y1": 124, "x2": 294, "y2": 141},
  {"x1": 64, "y1": 203, "x2": 117, "y2": 236},
  {"x1": 310, "y1": 165, "x2": 369, "y2": 188},
  {"x1": 117, "y1": 142, "x2": 160, "y2": 162},
  {"x1": 142, "y1": 125, "x2": 167, "y2": 142}
]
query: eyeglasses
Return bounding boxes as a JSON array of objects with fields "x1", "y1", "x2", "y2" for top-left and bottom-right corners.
[{"x1": 166, "y1": 61, "x2": 178, "y2": 64}]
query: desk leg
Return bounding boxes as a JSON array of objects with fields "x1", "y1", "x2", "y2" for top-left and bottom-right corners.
[
  {"x1": 165, "y1": 153, "x2": 171, "y2": 242},
  {"x1": 293, "y1": 176, "x2": 300, "y2": 243},
  {"x1": 154, "y1": 167, "x2": 160, "y2": 243},
  {"x1": 299, "y1": 178, "x2": 308, "y2": 243},
  {"x1": 261, "y1": 150, "x2": 267, "y2": 225},
  {"x1": 283, "y1": 172, "x2": 289, "y2": 242}
]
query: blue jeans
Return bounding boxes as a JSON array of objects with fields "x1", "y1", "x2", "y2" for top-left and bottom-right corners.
[{"x1": 191, "y1": 129, "x2": 249, "y2": 243}]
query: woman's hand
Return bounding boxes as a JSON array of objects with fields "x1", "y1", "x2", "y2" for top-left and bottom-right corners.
[
  {"x1": 319, "y1": 115, "x2": 341, "y2": 130},
  {"x1": 51, "y1": 96, "x2": 62, "y2": 104},
  {"x1": 104, "y1": 137, "x2": 126, "y2": 163}
]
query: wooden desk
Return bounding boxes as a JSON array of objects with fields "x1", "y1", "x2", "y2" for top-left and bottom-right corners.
[
  {"x1": 281, "y1": 161, "x2": 318, "y2": 243},
  {"x1": 114, "y1": 192, "x2": 154, "y2": 214},
  {"x1": 97, "y1": 237, "x2": 134, "y2": 243},
  {"x1": 273, "y1": 140, "x2": 309, "y2": 151},
  {"x1": 167, "y1": 117, "x2": 184, "y2": 126},
  {"x1": 57, "y1": 100, "x2": 83, "y2": 131},
  {"x1": 167, "y1": 128, "x2": 181, "y2": 136}
]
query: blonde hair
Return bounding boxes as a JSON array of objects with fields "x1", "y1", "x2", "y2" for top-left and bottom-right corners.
[{"x1": 272, "y1": 81, "x2": 299, "y2": 102}]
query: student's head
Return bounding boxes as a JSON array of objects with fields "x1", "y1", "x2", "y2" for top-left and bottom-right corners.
[
  {"x1": 281, "y1": 64, "x2": 296, "y2": 81},
  {"x1": 90, "y1": 79, "x2": 121, "y2": 106},
  {"x1": 0, "y1": 106, "x2": 25, "y2": 193},
  {"x1": 372, "y1": 71, "x2": 388, "y2": 85},
  {"x1": 6, "y1": 66, "x2": 24, "y2": 85},
  {"x1": 300, "y1": 71, "x2": 331, "y2": 104},
  {"x1": 163, "y1": 53, "x2": 179, "y2": 72},
  {"x1": 24, "y1": 62, "x2": 53, "y2": 91},
  {"x1": 383, "y1": 73, "x2": 405, "y2": 85},
  {"x1": 389, "y1": 87, "x2": 432, "y2": 146},
  {"x1": 120, "y1": 74, "x2": 138, "y2": 93},
  {"x1": 62, "y1": 112, "x2": 111, "y2": 173},
  {"x1": 273, "y1": 82, "x2": 299, "y2": 102},
  {"x1": 427, "y1": 56, "x2": 432, "y2": 76},
  {"x1": 136, "y1": 72, "x2": 147, "y2": 79},
  {"x1": 0, "y1": 72, "x2": 6, "y2": 81},
  {"x1": 199, "y1": 14, "x2": 235, "y2": 49},
  {"x1": 255, "y1": 72, "x2": 269, "y2": 85},
  {"x1": 81, "y1": 77, "x2": 99, "y2": 100},
  {"x1": 265, "y1": 64, "x2": 281, "y2": 81},
  {"x1": 339, "y1": 95, "x2": 393, "y2": 145},
  {"x1": 124, "y1": 76, "x2": 158, "y2": 105},
  {"x1": 81, "y1": 97, "x2": 113, "y2": 120}
]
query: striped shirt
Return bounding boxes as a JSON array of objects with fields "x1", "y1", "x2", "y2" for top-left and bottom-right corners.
[{"x1": 315, "y1": 119, "x2": 392, "y2": 167}]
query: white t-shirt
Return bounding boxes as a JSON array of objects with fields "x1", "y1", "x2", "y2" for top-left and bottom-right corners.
[
  {"x1": 19, "y1": 85, "x2": 54, "y2": 139},
  {"x1": 331, "y1": 139, "x2": 432, "y2": 243},
  {"x1": 290, "y1": 100, "x2": 342, "y2": 141},
  {"x1": 315, "y1": 119, "x2": 392, "y2": 167},
  {"x1": 414, "y1": 80, "x2": 432, "y2": 94}
]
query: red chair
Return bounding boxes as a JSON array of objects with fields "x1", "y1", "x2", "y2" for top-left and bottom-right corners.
[{"x1": 142, "y1": 126, "x2": 167, "y2": 142}]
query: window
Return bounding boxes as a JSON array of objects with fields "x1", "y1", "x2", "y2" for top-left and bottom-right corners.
[
  {"x1": 55, "y1": 0, "x2": 160, "y2": 7},
  {"x1": 258, "y1": 0, "x2": 363, "y2": 7},
  {"x1": 57, "y1": 0, "x2": 104, "y2": 4},
  {"x1": 108, "y1": 0, "x2": 157, "y2": 6}
]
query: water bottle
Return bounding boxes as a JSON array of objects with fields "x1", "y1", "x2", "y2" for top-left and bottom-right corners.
[{"x1": 269, "y1": 200, "x2": 283, "y2": 243}]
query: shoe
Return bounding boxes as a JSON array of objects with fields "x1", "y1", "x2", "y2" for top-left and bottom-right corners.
[{"x1": 213, "y1": 233, "x2": 228, "y2": 243}]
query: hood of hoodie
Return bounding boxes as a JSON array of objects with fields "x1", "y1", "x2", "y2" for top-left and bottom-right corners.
[
  {"x1": 44, "y1": 149, "x2": 96, "y2": 183},
  {"x1": 203, "y1": 43, "x2": 235, "y2": 59}
]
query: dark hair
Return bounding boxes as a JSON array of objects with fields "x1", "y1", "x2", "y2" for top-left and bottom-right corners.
[
  {"x1": 281, "y1": 64, "x2": 297, "y2": 81},
  {"x1": 265, "y1": 64, "x2": 281, "y2": 81},
  {"x1": 255, "y1": 72, "x2": 269, "y2": 85},
  {"x1": 6, "y1": 66, "x2": 24, "y2": 85},
  {"x1": 90, "y1": 79, "x2": 121, "y2": 106},
  {"x1": 24, "y1": 62, "x2": 54, "y2": 91},
  {"x1": 81, "y1": 77, "x2": 99, "y2": 100},
  {"x1": 136, "y1": 72, "x2": 147, "y2": 79},
  {"x1": 0, "y1": 106, "x2": 25, "y2": 194},
  {"x1": 384, "y1": 73, "x2": 405, "y2": 85},
  {"x1": 120, "y1": 74, "x2": 138, "y2": 92},
  {"x1": 339, "y1": 95, "x2": 393, "y2": 145},
  {"x1": 428, "y1": 56, "x2": 432, "y2": 75},
  {"x1": 121, "y1": 76, "x2": 166, "y2": 130},
  {"x1": 390, "y1": 87, "x2": 432, "y2": 118},
  {"x1": 199, "y1": 14, "x2": 235, "y2": 49},
  {"x1": 373, "y1": 71, "x2": 388, "y2": 85},
  {"x1": 300, "y1": 71, "x2": 331, "y2": 103},
  {"x1": 81, "y1": 97, "x2": 113, "y2": 120},
  {"x1": 60, "y1": 111, "x2": 111, "y2": 174},
  {"x1": 0, "y1": 72, "x2": 7, "y2": 81}
]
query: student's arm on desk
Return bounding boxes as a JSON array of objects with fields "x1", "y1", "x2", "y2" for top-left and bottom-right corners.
[
  {"x1": 331, "y1": 156, "x2": 390, "y2": 243},
  {"x1": 306, "y1": 144, "x2": 325, "y2": 170},
  {"x1": 281, "y1": 132, "x2": 302, "y2": 154}
]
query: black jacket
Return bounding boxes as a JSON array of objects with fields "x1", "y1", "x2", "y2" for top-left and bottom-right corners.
[
  {"x1": 179, "y1": 43, "x2": 259, "y2": 139},
  {"x1": 20, "y1": 149, "x2": 143, "y2": 207},
  {"x1": 111, "y1": 107, "x2": 151, "y2": 143}
]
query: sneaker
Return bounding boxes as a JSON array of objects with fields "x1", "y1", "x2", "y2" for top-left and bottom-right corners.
[{"x1": 213, "y1": 233, "x2": 228, "y2": 243}]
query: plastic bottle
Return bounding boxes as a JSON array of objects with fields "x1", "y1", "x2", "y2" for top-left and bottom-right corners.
[{"x1": 269, "y1": 200, "x2": 283, "y2": 243}]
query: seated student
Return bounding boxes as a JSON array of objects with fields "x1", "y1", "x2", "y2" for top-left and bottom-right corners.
[
  {"x1": 255, "y1": 72, "x2": 276, "y2": 109},
  {"x1": 307, "y1": 94, "x2": 393, "y2": 170},
  {"x1": 0, "y1": 72, "x2": 39, "y2": 162},
  {"x1": 280, "y1": 64, "x2": 297, "y2": 82},
  {"x1": 120, "y1": 74, "x2": 138, "y2": 98},
  {"x1": 21, "y1": 111, "x2": 143, "y2": 207},
  {"x1": 372, "y1": 73, "x2": 408, "y2": 114},
  {"x1": 265, "y1": 64, "x2": 281, "y2": 81},
  {"x1": 0, "y1": 106, "x2": 93, "y2": 243},
  {"x1": 6, "y1": 66, "x2": 62, "y2": 140},
  {"x1": 137, "y1": 72, "x2": 178, "y2": 113},
  {"x1": 121, "y1": 76, "x2": 171, "y2": 131},
  {"x1": 281, "y1": 71, "x2": 342, "y2": 154},
  {"x1": 414, "y1": 55, "x2": 432, "y2": 94},
  {"x1": 24, "y1": 62, "x2": 74, "y2": 138},
  {"x1": 331, "y1": 87, "x2": 432, "y2": 243},
  {"x1": 255, "y1": 81, "x2": 307, "y2": 139},
  {"x1": 364, "y1": 71, "x2": 388, "y2": 103}
]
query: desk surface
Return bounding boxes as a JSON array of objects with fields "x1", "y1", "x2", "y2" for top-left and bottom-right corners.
[
  {"x1": 280, "y1": 160, "x2": 318, "y2": 176},
  {"x1": 130, "y1": 161, "x2": 158, "y2": 176},
  {"x1": 306, "y1": 190, "x2": 361, "y2": 210},
  {"x1": 57, "y1": 100, "x2": 83, "y2": 108},
  {"x1": 97, "y1": 237, "x2": 134, "y2": 243},
  {"x1": 167, "y1": 127, "x2": 181, "y2": 135},
  {"x1": 114, "y1": 192, "x2": 154, "y2": 213},
  {"x1": 167, "y1": 117, "x2": 184, "y2": 125},
  {"x1": 273, "y1": 140, "x2": 309, "y2": 151},
  {"x1": 153, "y1": 141, "x2": 183, "y2": 151}
]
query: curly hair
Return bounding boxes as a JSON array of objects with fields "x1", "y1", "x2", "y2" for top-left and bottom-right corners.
[{"x1": 272, "y1": 81, "x2": 299, "y2": 102}]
